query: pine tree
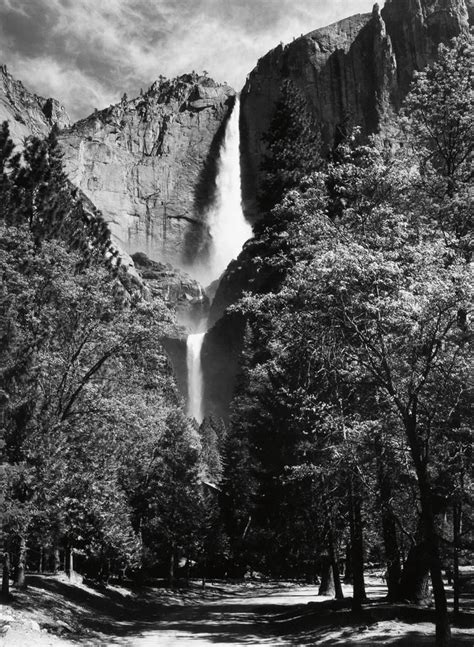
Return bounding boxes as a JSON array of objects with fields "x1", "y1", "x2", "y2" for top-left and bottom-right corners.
[
  {"x1": 258, "y1": 79, "x2": 322, "y2": 213},
  {"x1": 0, "y1": 121, "x2": 114, "y2": 264}
]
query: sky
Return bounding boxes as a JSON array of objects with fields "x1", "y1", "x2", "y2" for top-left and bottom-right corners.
[{"x1": 0, "y1": 0, "x2": 375, "y2": 122}]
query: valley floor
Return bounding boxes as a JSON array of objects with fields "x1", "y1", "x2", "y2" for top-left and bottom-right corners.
[{"x1": 1, "y1": 573, "x2": 473, "y2": 646}]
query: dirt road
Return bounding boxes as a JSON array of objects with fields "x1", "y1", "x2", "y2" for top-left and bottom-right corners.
[
  {"x1": 114, "y1": 582, "x2": 323, "y2": 646},
  {"x1": 2, "y1": 576, "x2": 473, "y2": 646}
]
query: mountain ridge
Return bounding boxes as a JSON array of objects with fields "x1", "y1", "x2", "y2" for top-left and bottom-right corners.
[{"x1": 0, "y1": 64, "x2": 70, "y2": 142}]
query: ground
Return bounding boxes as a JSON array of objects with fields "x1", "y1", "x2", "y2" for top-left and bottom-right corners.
[{"x1": 0, "y1": 572, "x2": 473, "y2": 646}]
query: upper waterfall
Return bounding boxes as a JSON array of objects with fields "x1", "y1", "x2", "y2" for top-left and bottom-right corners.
[{"x1": 192, "y1": 97, "x2": 253, "y2": 288}]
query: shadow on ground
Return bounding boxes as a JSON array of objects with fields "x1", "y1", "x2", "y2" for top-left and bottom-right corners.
[{"x1": 9, "y1": 574, "x2": 474, "y2": 646}]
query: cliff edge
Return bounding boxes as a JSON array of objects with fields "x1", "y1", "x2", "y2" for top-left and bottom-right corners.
[
  {"x1": 240, "y1": 0, "x2": 471, "y2": 218},
  {"x1": 0, "y1": 65, "x2": 70, "y2": 142},
  {"x1": 59, "y1": 75, "x2": 236, "y2": 271}
]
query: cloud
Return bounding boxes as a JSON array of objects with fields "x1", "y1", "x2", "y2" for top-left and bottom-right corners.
[{"x1": 0, "y1": 0, "x2": 375, "y2": 121}]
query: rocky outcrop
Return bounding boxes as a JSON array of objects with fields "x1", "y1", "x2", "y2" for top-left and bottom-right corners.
[
  {"x1": 114, "y1": 251, "x2": 210, "y2": 407},
  {"x1": 59, "y1": 75, "x2": 235, "y2": 271},
  {"x1": 131, "y1": 251, "x2": 209, "y2": 330},
  {"x1": 381, "y1": 0, "x2": 470, "y2": 98},
  {"x1": 240, "y1": 0, "x2": 471, "y2": 218},
  {"x1": 0, "y1": 65, "x2": 70, "y2": 142}
]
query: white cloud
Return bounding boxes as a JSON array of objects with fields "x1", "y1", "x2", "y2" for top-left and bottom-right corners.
[{"x1": 0, "y1": 0, "x2": 375, "y2": 120}]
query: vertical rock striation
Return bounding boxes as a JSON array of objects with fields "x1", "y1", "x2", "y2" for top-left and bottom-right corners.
[
  {"x1": 59, "y1": 76, "x2": 236, "y2": 271},
  {"x1": 240, "y1": 0, "x2": 470, "y2": 218}
]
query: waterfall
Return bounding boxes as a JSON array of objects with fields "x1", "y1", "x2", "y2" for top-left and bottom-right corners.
[
  {"x1": 193, "y1": 96, "x2": 253, "y2": 287},
  {"x1": 186, "y1": 332, "x2": 206, "y2": 423},
  {"x1": 185, "y1": 96, "x2": 251, "y2": 423}
]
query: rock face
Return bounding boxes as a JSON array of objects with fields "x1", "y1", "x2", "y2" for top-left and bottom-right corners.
[
  {"x1": 59, "y1": 75, "x2": 235, "y2": 271},
  {"x1": 0, "y1": 65, "x2": 70, "y2": 142},
  {"x1": 131, "y1": 251, "x2": 210, "y2": 400},
  {"x1": 205, "y1": 0, "x2": 472, "y2": 419},
  {"x1": 132, "y1": 251, "x2": 209, "y2": 330},
  {"x1": 240, "y1": 0, "x2": 471, "y2": 218}
]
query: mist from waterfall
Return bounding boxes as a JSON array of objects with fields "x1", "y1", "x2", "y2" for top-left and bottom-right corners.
[
  {"x1": 186, "y1": 96, "x2": 251, "y2": 423},
  {"x1": 192, "y1": 96, "x2": 253, "y2": 288},
  {"x1": 187, "y1": 332, "x2": 205, "y2": 423}
]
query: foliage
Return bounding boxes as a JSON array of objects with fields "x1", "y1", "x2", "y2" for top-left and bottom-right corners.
[
  {"x1": 258, "y1": 78, "x2": 322, "y2": 213},
  {"x1": 223, "y1": 38, "x2": 473, "y2": 640},
  {"x1": 0, "y1": 121, "x2": 221, "y2": 581},
  {"x1": 0, "y1": 122, "x2": 116, "y2": 267}
]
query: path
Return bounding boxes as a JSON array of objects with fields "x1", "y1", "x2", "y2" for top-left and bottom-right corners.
[
  {"x1": 2, "y1": 575, "x2": 473, "y2": 646},
  {"x1": 114, "y1": 582, "x2": 325, "y2": 646}
]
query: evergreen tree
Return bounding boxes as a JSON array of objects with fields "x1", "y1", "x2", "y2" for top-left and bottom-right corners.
[
  {"x1": 0, "y1": 122, "x2": 114, "y2": 265},
  {"x1": 258, "y1": 79, "x2": 322, "y2": 213}
]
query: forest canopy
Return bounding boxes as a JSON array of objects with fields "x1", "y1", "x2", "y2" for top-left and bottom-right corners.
[{"x1": 222, "y1": 36, "x2": 473, "y2": 646}]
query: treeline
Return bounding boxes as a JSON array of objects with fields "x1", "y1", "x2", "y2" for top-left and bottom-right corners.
[
  {"x1": 0, "y1": 125, "x2": 227, "y2": 590},
  {"x1": 219, "y1": 37, "x2": 472, "y2": 647}
]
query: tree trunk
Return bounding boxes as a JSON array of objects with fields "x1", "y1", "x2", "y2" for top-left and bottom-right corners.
[
  {"x1": 420, "y1": 479, "x2": 451, "y2": 647},
  {"x1": 185, "y1": 556, "x2": 191, "y2": 586},
  {"x1": 377, "y1": 454, "x2": 402, "y2": 600},
  {"x1": 404, "y1": 414, "x2": 451, "y2": 647},
  {"x1": 344, "y1": 542, "x2": 353, "y2": 584},
  {"x1": 399, "y1": 540, "x2": 431, "y2": 603},
  {"x1": 327, "y1": 524, "x2": 344, "y2": 600},
  {"x1": 14, "y1": 536, "x2": 27, "y2": 589},
  {"x1": 66, "y1": 545, "x2": 74, "y2": 579},
  {"x1": 320, "y1": 478, "x2": 344, "y2": 599},
  {"x1": 318, "y1": 555, "x2": 335, "y2": 596},
  {"x1": 43, "y1": 547, "x2": 50, "y2": 573},
  {"x1": 349, "y1": 479, "x2": 366, "y2": 612},
  {"x1": 169, "y1": 542, "x2": 175, "y2": 588},
  {"x1": 453, "y1": 502, "x2": 461, "y2": 619},
  {"x1": 53, "y1": 546, "x2": 61, "y2": 574},
  {"x1": 2, "y1": 552, "x2": 10, "y2": 598},
  {"x1": 38, "y1": 546, "x2": 44, "y2": 573},
  {"x1": 381, "y1": 510, "x2": 402, "y2": 601}
]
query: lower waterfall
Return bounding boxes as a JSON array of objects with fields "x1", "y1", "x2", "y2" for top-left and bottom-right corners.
[
  {"x1": 185, "y1": 96, "x2": 251, "y2": 422},
  {"x1": 186, "y1": 332, "x2": 206, "y2": 423}
]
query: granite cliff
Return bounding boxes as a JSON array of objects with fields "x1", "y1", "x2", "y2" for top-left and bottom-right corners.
[
  {"x1": 0, "y1": 65, "x2": 70, "y2": 143},
  {"x1": 59, "y1": 75, "x2": 235, "y2": 272},
  {"x1": 204, "y1": 0, "x2": 473, "y2": 419},
  {"x1": 0, "y1": 66, "x2": 209, "y2": 335},
  {"x1": 240, "y1": 0, "x2": 471, "y2": 218}
]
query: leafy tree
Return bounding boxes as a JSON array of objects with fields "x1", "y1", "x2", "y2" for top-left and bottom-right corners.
[
  {"x1": 199, "y1": 416, "x2": 226, "y2": 485},
  {"x1": 399, "y1": 36, "x2": 473, "y2": 257},
  {"x1": 0, "y1": 223, "x2": 180, "y2": 578},
  {"x1": 401, "y1": 38, "x2": 472, "y2": 195},
  {"x1": 137, "y1": 410, "x2": 203, "y2": 584},
  {"x1": 226, "y1": 38, "x2": 472, "y2": 643}
]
